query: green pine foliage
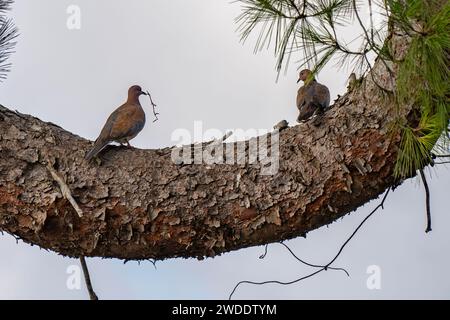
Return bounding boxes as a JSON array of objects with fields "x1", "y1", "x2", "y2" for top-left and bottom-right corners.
[
  {"x1": 235, "y1": 0, "x2": 366, "y2": 75},
  {"x1": 235, "y1": 0, "x2": 449, "y2": 178},
  {"x1": 393, "y1": 0, "x2": 449, "y2": 177}
]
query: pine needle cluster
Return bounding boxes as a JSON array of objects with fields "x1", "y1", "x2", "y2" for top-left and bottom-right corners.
[
  {"x1": 235, "y1": 0, "x2": 449, "y2": 177},
  {"x1": 0, "y1": 0, "x2": 18, "y2": 81},
  {"x1": 392, "y1": 0, "x2": 449, "y2": 177}
]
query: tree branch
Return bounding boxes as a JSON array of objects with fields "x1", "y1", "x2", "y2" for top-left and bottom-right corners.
[
  {"x1": 0, "y1": 29, "x2": 417, "y2": 261},
  {"x1": 46, "y1": 163, "x2": 83, "y2": 218},
  {"x1": 419, "y1": 169, "x2": 432, "y2": 233},
  {"x1": 79, "y1": 256, "x2": 98, "y2": 300},
  {"x1": 229, "y1": 187, "x2": 390, "y2": 299}
]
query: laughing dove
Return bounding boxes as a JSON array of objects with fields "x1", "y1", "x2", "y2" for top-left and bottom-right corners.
[
  {"x1": 296, "y1": 69, "x2": 330, "y2": 122},
  {"x1": 85, "y1": 85, "x2": 147, "y2": 161}
]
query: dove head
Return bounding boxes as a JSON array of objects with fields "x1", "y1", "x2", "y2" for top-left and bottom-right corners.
[
  {"x1": 297, "y1": 69, "x2": 315, "y2": 83},
  {"x1": 127, "y1": 85, "x2": 147, "y2": 102}
]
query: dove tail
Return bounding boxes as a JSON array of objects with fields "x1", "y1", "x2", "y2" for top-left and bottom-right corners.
[{"x1": 85, "y1": 140, "x2": 109, "y2": 161}]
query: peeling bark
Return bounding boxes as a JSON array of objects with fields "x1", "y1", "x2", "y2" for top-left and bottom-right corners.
[{"x1": 0, "y1": 30, "x2": 413, "y2": 261}]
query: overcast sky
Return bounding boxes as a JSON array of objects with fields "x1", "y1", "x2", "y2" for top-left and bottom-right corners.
[{"x1": 0, "y1": 0, "x2": 449, "y2": 299}]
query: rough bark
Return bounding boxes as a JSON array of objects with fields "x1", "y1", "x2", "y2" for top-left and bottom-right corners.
[{"x1": 0, "y1": 30, "x2": 412, "y2": 261}]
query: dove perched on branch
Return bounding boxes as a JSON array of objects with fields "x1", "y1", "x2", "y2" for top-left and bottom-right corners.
[
  {"x1": 85, "y1": 85, "x2": 148, "y2": 161},
  {"x1": 296, "y1": 69, "x2": 330, "y2": 122}
]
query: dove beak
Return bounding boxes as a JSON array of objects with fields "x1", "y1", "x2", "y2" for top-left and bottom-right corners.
[{"x1": 297, "y1": 78, "x2": 301, "y2": 83}]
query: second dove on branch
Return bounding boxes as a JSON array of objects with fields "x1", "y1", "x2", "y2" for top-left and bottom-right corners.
[{"x1": 296, "y1": 69, "x2": 330, "y2": 122}]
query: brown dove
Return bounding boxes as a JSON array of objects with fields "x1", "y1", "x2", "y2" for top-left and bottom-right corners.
[
  {"x1": 85, "y1": 85, "x2": 147, "y2": 161},
  {"x1": 296, "y1": 69, "x2": 330, "y2": 122}
]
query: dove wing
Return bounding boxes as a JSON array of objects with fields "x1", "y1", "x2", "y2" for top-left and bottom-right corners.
[
  {"x1": 105, "y1": 103, "x2": 146, "y2": 141},
  {"x1": 296, "y1": 86, "x2": 307, "y2": 110},
  {"x1": 312, "y1": 83, "x2": 331, "y2": 110}
]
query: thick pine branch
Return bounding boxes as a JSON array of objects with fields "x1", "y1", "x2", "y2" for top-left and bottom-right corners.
[{"x1": 0, "y1": 29, "x2": 415, "y2": 261}]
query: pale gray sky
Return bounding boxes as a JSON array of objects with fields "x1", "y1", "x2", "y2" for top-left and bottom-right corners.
[{"x1": 0, "y1": 0, "x2": 449, "y2": 299}]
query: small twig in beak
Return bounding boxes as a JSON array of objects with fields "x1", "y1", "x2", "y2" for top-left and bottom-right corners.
[{"x1": 145, "y1": 90, "x2": 159, "y2": 122}]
